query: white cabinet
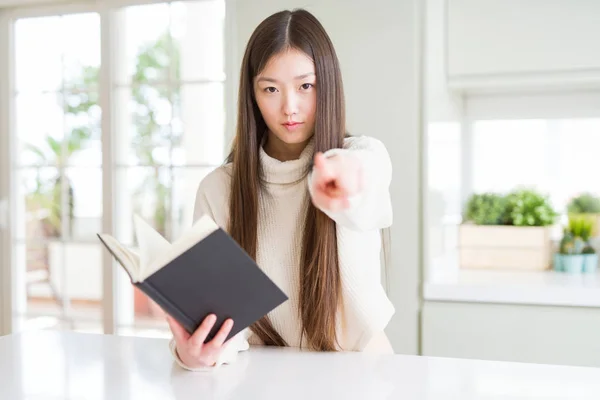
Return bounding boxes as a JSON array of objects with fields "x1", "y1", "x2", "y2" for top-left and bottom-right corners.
[
  {"x1": 446, "y1": 0, "x2": 600, "y2": 91},
  {"x1": 422, "y1": 301, "x2": 600, "y2": 368}
]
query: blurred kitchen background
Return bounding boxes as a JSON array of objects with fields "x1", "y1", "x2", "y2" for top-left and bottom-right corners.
[{"x1": 1, "y1": 0, "x2": 600, "y2": 369}]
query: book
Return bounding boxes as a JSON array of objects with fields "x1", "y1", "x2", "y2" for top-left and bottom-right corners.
[{"x1": 97, "y1": 214, "x2": 288, "y2": 343}]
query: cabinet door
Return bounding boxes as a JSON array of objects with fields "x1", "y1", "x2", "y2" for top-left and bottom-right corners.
[
  {"x1": 447, "y1": 0, "x2": 600, "y2": 83},
  {"x1": 422, "y1": 301, "x2": 600, "y2": 368}
]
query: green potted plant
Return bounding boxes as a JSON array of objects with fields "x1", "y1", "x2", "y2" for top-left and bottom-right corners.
[
  {"x1": 556, "y1": 215, "x2": 598, "y2": 273},
  {"x1": 459, "y1": 188, "x2": 559, "y2": 271},
  {"x1": 566, "y1": 192, "x2": 600, "y2": 237},
  {"x1": 502, "y1": 188, "x2": 558, "y2": 227},
  {"x1": 464, "y1": 192, "x2": 507, "y2": 225}
]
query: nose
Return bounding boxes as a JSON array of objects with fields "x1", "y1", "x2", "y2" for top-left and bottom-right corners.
[{"x1": 282, "y1": 91, "x2": 299, "y2": 116}]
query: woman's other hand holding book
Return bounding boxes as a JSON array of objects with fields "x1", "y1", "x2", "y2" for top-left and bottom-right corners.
[{"x1": 167, "y1": 314, "x2": 234, "y2": 368}]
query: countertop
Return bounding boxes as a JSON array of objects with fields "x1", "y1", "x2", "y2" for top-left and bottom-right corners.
[{"x1": 2, "y1": 330, "x2": 600, "y2": 399}]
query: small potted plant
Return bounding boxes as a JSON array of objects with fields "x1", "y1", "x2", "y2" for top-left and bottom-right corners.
[
  {"x1": 582, "y1": 242, "x2": 598, "y2": 273},
  {"x1": 556, "y1": 215, "x2": 598, "y2": 273},
  {"x1": 567, "y1": 192, "x2": 600, "y2": 237},
  {"x1": 459, "y1": 188, "x2": 558, "y2": 270}
]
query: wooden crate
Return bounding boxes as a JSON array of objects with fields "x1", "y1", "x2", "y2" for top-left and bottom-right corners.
[{"x1": 458, "y1": 224, "x2": 553, "y2": 271}]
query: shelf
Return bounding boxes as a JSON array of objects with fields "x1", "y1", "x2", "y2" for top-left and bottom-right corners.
[
  {"x1": 424, "y1": 254, "x2": 600, "y2": 308},
  {"x1": 447, "y1": 69, "x2": 600, "y2": 95}
]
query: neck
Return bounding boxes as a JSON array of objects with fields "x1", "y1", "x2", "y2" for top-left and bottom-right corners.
[{"x1": 264, "y1": 132, "x2": 312, "y2": 161}]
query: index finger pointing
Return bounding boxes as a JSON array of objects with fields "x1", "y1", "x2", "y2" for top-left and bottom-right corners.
[{"x1": 313, "y1": 153, "x2": 334, "y2": 180}]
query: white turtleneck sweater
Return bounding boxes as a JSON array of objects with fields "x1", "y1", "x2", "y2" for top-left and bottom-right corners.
[{"x1": 170, "y1": 135, "x2": 395, "y2": 370}]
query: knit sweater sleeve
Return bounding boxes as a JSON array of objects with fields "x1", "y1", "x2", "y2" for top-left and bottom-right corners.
[
  {"x1": 308, "y1": 135, "x2": 393, "y2": 231},
  {"x1": 168, "y1": 165, "x2": 251, "y2": 371}
]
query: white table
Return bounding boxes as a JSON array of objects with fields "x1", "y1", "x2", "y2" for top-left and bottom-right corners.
[{"x1": 2, "y1": 330, "x2": 600, "y2": 399}]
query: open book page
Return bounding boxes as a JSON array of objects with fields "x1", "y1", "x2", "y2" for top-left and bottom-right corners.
[
  {"x1": 133, "y1": 214, "x2": 172, "y2": 279},
  {"x1": 97, "y1": 233, "x2": 141, "y2": 281},
  {"x1": 139, "y1": 214, "x2": 220, "y2": 281}
]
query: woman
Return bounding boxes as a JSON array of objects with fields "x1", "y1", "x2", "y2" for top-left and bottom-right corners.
[{"x1": 167, "y1": 8, "x2": 395, "y2": 371}]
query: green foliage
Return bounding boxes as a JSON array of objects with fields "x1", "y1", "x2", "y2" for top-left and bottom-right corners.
[
  {"x1": 560, "y1": 215, "x2": 596, "y2": 255},
  {"x1": 503, "y1": 188, "x2": 558, "y2": 227},
  {"x1": 463, "y1": 193, "x2": 507, "y2": 225},
  {"x1": 561, "y1": 235, "x2": 588, "y2": 255},
  {"x1": 133, "y1": 33, "x2": 180, "y2": 84},
  {"x1": 567, "y1": 193, "x2": 600, "y2": 214},
  {"x1": 131, "y1": 32, "x2": 180, "y2": 163},
  {"x1": 463, "y1": 188, "x2": 558, "y2": 227},
  {"x1": 568, "y1": 215, "x2": 594, "y2": 241},
  {"x1": 582, "y1": 244, "x2": 596, "y2": 255},
  {"x1": 559, "y1": 232, "x2": 586, "y2": 255}
]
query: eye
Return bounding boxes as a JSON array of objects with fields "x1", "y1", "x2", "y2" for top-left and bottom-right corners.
[
  {"x1": 300, "y1": 83, "x2": 314, "y2": 90},
  {"x1": 264, "y1": 86, "x2": 278, "y2": 93}
]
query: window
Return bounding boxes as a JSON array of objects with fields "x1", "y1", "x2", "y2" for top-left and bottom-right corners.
[
  {"x1": 13, "y1": 12, "x2": 103, "y2": 332},
  {"x1": 472, "y1": 118, "x2": 600, "y2": 211},
  {"x1": 111, "y1": 0, "x2": 226, "y2": 336},
  {"x1": 425, "y1": 93, "x2": 600, "y2": 277},
  {"x1": 6, "y1": 0, "x2": 227, "y2": 337}
]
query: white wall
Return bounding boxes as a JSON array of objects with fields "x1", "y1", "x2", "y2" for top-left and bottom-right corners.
[
  {"x1": 231, "y1": 0, "x2": 423, "y2": 354},
  {"x1": 0, "y1": 10, "x2": 11, "y2": 336},
  {"x1": 425, "y1": 0, "x2": 461, "y2": 122},
  {"x1": 0, "y1": 0, "x2": 91, "y2": 8}
]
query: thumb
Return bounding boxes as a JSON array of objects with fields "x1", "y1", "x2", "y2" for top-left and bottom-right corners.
[{"x1": 167, "y1": 315, "x2": 190, "y2": 343}]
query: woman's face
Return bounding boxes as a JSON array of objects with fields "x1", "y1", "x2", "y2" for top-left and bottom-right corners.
[{"x1": 254, "y1": 48, "x2": 317, "y2": 150}]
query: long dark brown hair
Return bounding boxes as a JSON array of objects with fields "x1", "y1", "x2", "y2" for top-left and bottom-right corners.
[{"x1": 226, "y1": 9, "x2": 345, "y2": 351}]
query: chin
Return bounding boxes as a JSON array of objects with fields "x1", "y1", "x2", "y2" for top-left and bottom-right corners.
[{"x1": 274, "y1": 130, "x2": 313, "y2": 145}]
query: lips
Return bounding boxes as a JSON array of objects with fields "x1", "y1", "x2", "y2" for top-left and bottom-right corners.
[{"x1": 282, "y1": 121, "x2": 304, "y2": 131}]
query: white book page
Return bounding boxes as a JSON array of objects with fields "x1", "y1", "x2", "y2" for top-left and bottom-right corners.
[
  {"x1": 133, "y1": 214, "x2": 172, "y2": 277},
  {"x1": 97, "y1": 233, "x2": 141, "y2": 281},
  {"x1": 139, "y1": 214, "x2": 220, "y2": 281}
]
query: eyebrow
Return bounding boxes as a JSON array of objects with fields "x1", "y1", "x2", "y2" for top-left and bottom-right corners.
[{"x1": 256, "y1": 72, "x2": 315, "y2": 84}]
